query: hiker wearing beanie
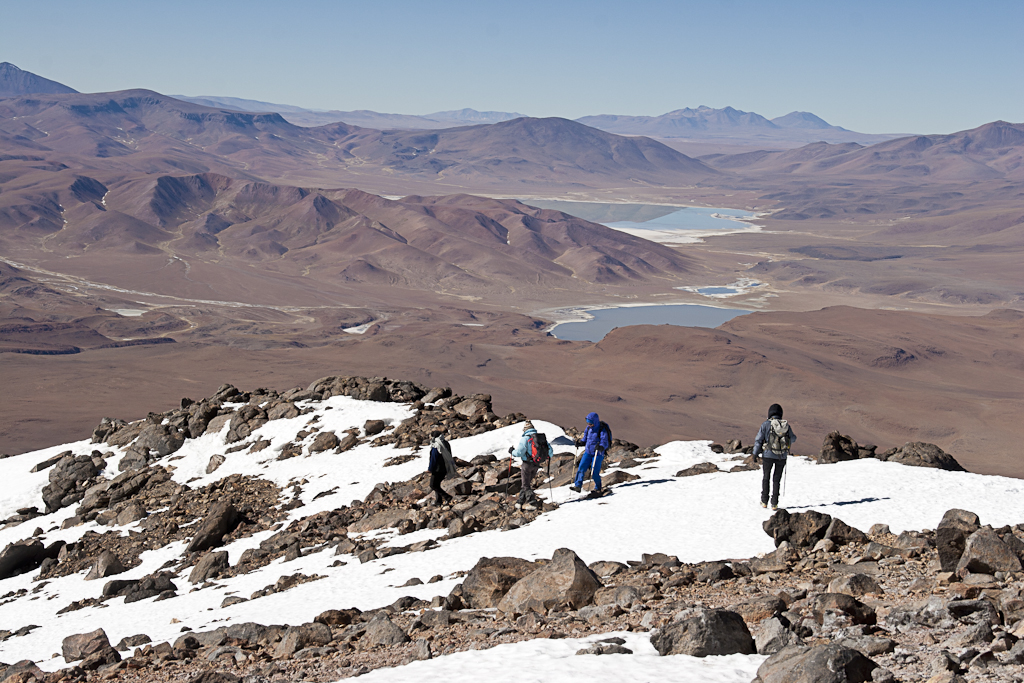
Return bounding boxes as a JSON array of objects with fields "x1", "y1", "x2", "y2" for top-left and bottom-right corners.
[
  {"x1": 571, "y1": 412, "x2": 612, "y2": 494},
  {"x1": 752, "y1": 403, "x2": 796, "y2": 510},
  {"x1": 427, "y1": 429, "x2": 457, "y2": 507},
  {"x1": 509, "y1": 421, "x2": 552, "y2": 510}
]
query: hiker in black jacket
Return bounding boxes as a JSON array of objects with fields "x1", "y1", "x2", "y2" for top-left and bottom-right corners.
[
  {"x1": 427, "y1": 429, "x2": 457, "y2": 507},
  {"x1": 752, "y1": 403, "x2": 796, "y2": 510}
]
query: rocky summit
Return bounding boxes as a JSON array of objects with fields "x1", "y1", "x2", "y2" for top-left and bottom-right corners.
[{"x1": 0, "y1": 375, "x2": 1021, "y2": 683}]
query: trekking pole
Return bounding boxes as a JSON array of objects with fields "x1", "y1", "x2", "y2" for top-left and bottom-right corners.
[
  {"x1": 504, "y1": 448, "x2": 513, "y2": 501},
  {"x1": 547, "y1": 456, "x2": 554, "y2": 505}
]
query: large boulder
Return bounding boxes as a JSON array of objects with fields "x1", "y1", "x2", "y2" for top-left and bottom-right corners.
[
  {"x1": 651, "y1": 608, "x2": 755, "y2": 657},
  {"x1": 881, "y1": 442, "x2": 966, "y2": 471},
  {"x1": 956, "y1": 529, "x2": 1022, "y2": 575},
  {"x1": 361, "y1": 612, "x2": 409, "y2": 648},
  {"x1": 461, "y1": 556, "x2": 537, "y2": 608},
  {"x1": 819, "y1": 432, "x2": 859, "y2": 464},
  {"x1": 133, "y1": 423, "x2": 185, "y2": 457},
  {"x1": 756, "y1": 617, "x2": 804, "y2": 655},
  {"x1": 936, "y1": 509, "x2": 981, "y2": 572},
  {"x1": 814, "y1": 593, "x2": 876, "y2": 625},
  {"x1": 764, "y1": 509, "x2": 832, "y2": 548},
  {"x1": 824, "y1": 518, "x2": 868, "y2": 546},
  {"x1": 497, "y1": 548, "x2": 601, "y2": 615},
  {"x1": 453, "y1": 398, "x2": 491, "y2": 421},
  {"x1": 0, "y1": 540, "x2": 46, "y2": 580},
  {"x1": 189, "y1": 551, "x2": 230, "y2": 584},
  {"x1": 273, "y1": 622, "x2": 332, "y2": 659},
  {"x1": 186, "y1": 501, "x2": 239, "y2": 553},
  {"x1": 753, "y1": 644, "x2": 877, "y2": 683},
  {"x1": 62, "y1": 628, "x2": 118, "y2": 663},
  {"x1": 41, "y1": 454, "x2": 102, "y2": 512},
  {"x1": 84, "y1": 550, "x2": 126, "y2": 581}
]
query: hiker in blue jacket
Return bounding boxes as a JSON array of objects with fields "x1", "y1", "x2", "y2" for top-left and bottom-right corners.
[
  {"x1": 571, "y1": 412, "x2": 612, "y2": 494},
  {"x1": 752, "y1": 403, "x2": 796, "y2": 510},
  {"x1": 510, "y1": 421, "x2": 553, "y2": 510}
]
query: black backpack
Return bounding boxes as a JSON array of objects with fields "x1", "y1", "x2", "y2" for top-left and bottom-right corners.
[{"x1": 527, "y1": 432, "x2": 549, "y2": 464}]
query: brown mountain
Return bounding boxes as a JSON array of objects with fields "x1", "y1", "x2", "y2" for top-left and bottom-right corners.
[
  {"x1": 0, "y1": 169, "x2": 698, "y2": 307},
  {"x1": 0, "y1": 89, "x2": 717, "y2": 190},
  {"x1": 0, "y1": 62, "x2": 78, "y2": 97},
  {"x1": 701, "y1": 121, "x2": 1024, "y2": 181}
]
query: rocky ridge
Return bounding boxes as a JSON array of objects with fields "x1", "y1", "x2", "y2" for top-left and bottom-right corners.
[{"x1": 0, "y1": 375, "x2": 1007, "y2": 683}]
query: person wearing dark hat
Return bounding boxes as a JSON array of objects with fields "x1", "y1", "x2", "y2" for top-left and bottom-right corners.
[
  {"x1": 752, "y1": 403, "x2": 796, "y2": 510},
  {"x1": 427, "y1": 428, "x2": 457, "y2": 507}
]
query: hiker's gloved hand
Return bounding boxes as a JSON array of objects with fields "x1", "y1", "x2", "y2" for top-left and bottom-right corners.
[
  {"x1": 574, "y1": 438, "x2": 583, "y2": 447},
  {"x1": 508, "y1": 446, "x2": 514, "y2": 455},
  {"x1": 753, "y1": 455, "x2": 761, "y2": 465}
]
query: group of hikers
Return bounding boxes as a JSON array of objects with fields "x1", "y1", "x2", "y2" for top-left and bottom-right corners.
[{"x1": 426, "y1": 403, "x2": 795, "y2": 511}]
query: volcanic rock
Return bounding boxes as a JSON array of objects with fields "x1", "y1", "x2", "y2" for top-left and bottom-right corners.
[
  {"x1": 820, "y1": 431, "x2": 860, "y2": 464},
  {"x1": 879, "y1": 442, "x2": 966, "y2": 471},
  {"x1": 955, "y1": 528, "x2": 1022, "y2": 575},
  {"x1": 185, "y1": 501, "x2": 239, "y2": 553},
  {"x1": 651, "y1": 608, "x2": 755, "y2": 656},
  {"x1": 755, "y1": 616, "x2": 804, "y2": 655},
  {"x1": 764, "y1": 509, "x2": 832, "y2": 548},
  {"x1": 497, "y1": 548, "x2": 601, "y2": 615},
  {"x1": 827, "y1": 573, "x2": 882, "y2": 597},
  {"x1": 361, "y1": 612, "x2": 409, "y2": 648},
  {"x1": 753, "y1": 643, "x2": 878, "y2": 683},
  {"x1": 84, "y1": 550, "x2": 126, "y2": 581},
  {"x1": 189, "y1": 551, "x2": 230, "y2": 583},
  {"x1": 936, "y1": 509, "x2": 981, "y2": 572}
]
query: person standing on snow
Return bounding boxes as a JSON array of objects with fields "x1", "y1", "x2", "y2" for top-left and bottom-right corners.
[
  {"x1": 752, "y1": 403, "x2": 796, "y2": 510},
  {"x1": 427, "y1": 429, "x2": 457, "y2": 507},
  {"x1": 509, "y1": 421, "x2": 552, "y2": 511},
  {"x1": 571, "y1": 412, "x2": 612, "y2": 494}
]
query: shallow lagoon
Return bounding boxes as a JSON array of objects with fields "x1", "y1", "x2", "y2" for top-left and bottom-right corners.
[
  {"x1": 522, "y1": 200, "x2": 757, "y2": 240},
  {"x1": 551, "y1": 304, "x2": 750, "y2": 343}
]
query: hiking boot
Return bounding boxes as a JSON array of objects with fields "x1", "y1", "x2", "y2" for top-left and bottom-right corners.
[
  {"x1": 522, "y1": 503, "x2": 537, "y2": 511},
  {"x1": 760, "y1": 501, "x2": 768, "y2": 509},
  {"x1": 771, "y1": 504, "x2": 780, "y2": 511},
  {"x1": 514, "y1": 502, "x2": 522, "y2": 510},
  {"x1": 569, "y1": 485, "x2": 581, "y2": 493}
]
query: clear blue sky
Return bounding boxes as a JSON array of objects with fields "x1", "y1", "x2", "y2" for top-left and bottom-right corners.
[{"x1": 2, "y1": 0, "x2": 1020, "y2": 134}]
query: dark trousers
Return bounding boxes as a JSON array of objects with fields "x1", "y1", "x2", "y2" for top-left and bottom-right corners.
[
  {"x1": 761, "y1": 457, "x2": 786, "y2": 505},
  {"x1": 519, "y1": 460, "x2": 540, "y2": 502},
  {"x1": 430, "y1": 470, "x2": 452, "y2": 505}
]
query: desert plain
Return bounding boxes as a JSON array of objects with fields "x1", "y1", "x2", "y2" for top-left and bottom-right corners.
[{"x1": 1, "y1": 79, "x2": 1021, "y2": 477}]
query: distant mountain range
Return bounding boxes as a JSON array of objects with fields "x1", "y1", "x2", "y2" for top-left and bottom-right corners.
[
  {"x1": 577, "y1": 106, "x2": 901, "y2": 145},
  {"x1": 0, "y1": 63, "x2": 898, "y2": 145},
  {"x1": 173, "y1": 95, "x2": 526, "y2": 129}
]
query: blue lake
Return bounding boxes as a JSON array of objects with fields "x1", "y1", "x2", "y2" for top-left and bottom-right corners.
[
  {"x1": 552, "y1": 304, "x2": 751, "y2": 343},
  {"x1": 521, "y1": 200, "x2": 756, "y2": 234}
]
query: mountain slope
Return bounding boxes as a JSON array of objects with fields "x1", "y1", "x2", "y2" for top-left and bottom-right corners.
[
  {"x1": 0, "y1": 90, "x2": 717, "y2": 189},
  {"x1": 0, "y1": 378, "x2": 1020, "y2": 678},
  {"x1": 701, "y1": 120, "x2": 1024, "y2": 181},
  {"x1": 0, "y1": 62, "x2": 78, "y2": 97}
]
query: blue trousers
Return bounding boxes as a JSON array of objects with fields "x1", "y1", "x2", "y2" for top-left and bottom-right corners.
[{"x1": 575, "y1": 450, "x2": 605, "y2": 490}]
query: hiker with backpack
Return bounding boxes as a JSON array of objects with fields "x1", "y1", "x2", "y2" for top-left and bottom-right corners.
[
  {"x1": 427, "y1": 428, "x2": 458, "y2": 507},
  {"x1": 508, "y1": 421, "x2": 552, "y2": 510},
  {"x1": 752, "y1": 403, "x2": 796, "y2": 510},
  {"x1": 571, "y1": 412, "x2": 612, "y2": 495}
]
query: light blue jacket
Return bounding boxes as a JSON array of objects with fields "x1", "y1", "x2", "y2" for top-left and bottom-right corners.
[{"x1": 513, "y1": 428, "x2": 553, "y2": 462}]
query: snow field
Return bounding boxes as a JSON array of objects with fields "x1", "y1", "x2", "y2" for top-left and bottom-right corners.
[{"x1": 0, "y1": 395, "x2": 1021, "y2": 676}]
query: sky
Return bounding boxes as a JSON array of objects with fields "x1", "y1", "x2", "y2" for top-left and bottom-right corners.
[{"x1": 1, "y1": 0, "x2": 1021, "y2": 134}]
